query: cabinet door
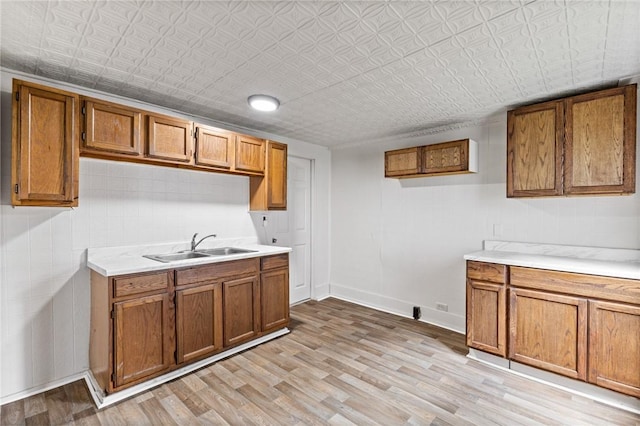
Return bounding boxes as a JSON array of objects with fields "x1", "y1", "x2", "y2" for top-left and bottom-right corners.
[
  {"x1": 589, "y1": 300, "x2": 640, "y2": 397},
  {"x1": 176, "y1": 283, "x2": 223, "y2": 364},
  {"x1": 113, "y1": 293, "x2": 172, "y2": 388},
  {"x1": 266, "y1": 141, "x2": 287, "y2": 209},
  {"x1": 509, "y1": 288, "x2": 587, "y2": 380},
  {"x1": 261, "y1": 268, "x2": 290, "y2": 332},
  {"x1": 236, "y1": 135, "x2": 265, "y2": 174},
  {"x1": 423, "y1": 139, "x2": 468, "y2": 174},
  {"x1": 223, "y1": 275, "x2": 260, "y2": 347},
  {"x1": 565, "y1": 85, "x2": 636, "y2": 195},
  {"x1": 385, "y1": 147, "x2": 421, "y2": 177},
  {"x1": 195, "y1": 125, "x2": 235, "y2": 170},
  {"x1": 507, "y1": 101, "x2": 564, "y2": 197},
  {"x1": 147, "y1": 114, "x2": 193, "y2": 162},
  {"x1": 83, "y1": 99, "x2": 141, "y2": 156},
  {"x1": 466, "y1": 280, "x2": 506, "y2": 357},
  {"x1": 12, "y1": 80, "x2": 78, "y2": 206}
]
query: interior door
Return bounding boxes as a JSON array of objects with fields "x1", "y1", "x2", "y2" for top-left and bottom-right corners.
[{"x1": 287, "y1": 157, "x2": 312, "y2": 303}]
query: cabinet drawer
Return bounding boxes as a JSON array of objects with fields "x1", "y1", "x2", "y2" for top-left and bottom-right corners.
[
  {"x1": 176, "y1": 258, "x2": 259, "y2": 286},
  {"x1": 510, "y1": 266, "x2": 640, "y2": 305},
  {"x1": 113, "y1": 272, "x2": 169, "y2": 298},
  {"x1": 261, "y1": 254, "x2": 289, "y2": 271},
  {"x1": 467, "y1": 261, "x2": 506, "y2": 284}
]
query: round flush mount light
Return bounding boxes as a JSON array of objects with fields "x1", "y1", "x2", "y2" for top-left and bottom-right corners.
[{"x1": 248, "y1": 94, "x2": 280, "y2": 112}]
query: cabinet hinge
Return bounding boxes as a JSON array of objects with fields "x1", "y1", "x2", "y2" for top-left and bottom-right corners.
[
  {"x1": 15, "y1": 91, "x2": 19, "y2": 101},
  {"x1": 110, "y1": 310, "x2": 115, "y2": 319},
  {"x1": 82, "y1": 132, "x2": 86, "y2": 141},
  {"x1": 111, "y1": 372, "x2": 116, "y2": 382},
  {"x1": 82, "y1": 106, "x2": 86, "y2": 115},
  {"x1": 14, "y1": 184, "x2": 18, "y2": 194}
]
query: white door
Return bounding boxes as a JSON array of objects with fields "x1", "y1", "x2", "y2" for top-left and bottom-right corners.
[{"x1": 271, "y1": 156, "x2": 312, "y2": 304}]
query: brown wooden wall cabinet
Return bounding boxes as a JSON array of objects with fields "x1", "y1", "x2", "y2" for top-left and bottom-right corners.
[
  {"x1": 82, "y1": 98, "x2": 142, "y2": 157},
  {"x1": 194, "y1": 125, "x2": 236, "y2": 170},
  {"x1": 146, "y1": 114, "x2": 193, "y2": 162},
  {"x1": 250, "y1": 141, "x2": 288, "y2": 211},
  {"x1": 11, "y1": 79, "x2": 79, "y2": 207},
  {"x1": 90, "y1": 254, "x2": 289, "y2": 395},
  {"x1": 466, "y1": 261, "x2": 640, "y2": 398},
  {"x1": 235, "y1": 134, "x2": 266, "y2": 174},
  {"x1": 385, "y1": 139, "x2": 478, "y2": 178},
  {"x1": 507, "y1": 84, "x2": 637, "y2": 197}
]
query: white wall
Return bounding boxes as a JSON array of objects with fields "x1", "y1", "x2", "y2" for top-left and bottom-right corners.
[
  {"x1": 0, "y1": 70, "x2": 331, "y2": 401},
  {"x1": 330, "y1": 96, "x2": 640, "y2": 332}
]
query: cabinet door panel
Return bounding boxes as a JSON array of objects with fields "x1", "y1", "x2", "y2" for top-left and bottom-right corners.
[
  {"x1": 84, "y1": 100, "x2": 141, "y2": 155},
  {"x1": 14, "y1": 82, "x2": 78, "y2": 205},
  {"x1": 385, "y1": 147, "x2": 421, "y2": 177},
  {"x1": 423, "y1": 140, "x2": 468, "y2": 174},
  {"x1": 113, "y1": 294, "x2": 172, "y2": 387},
  {"x1": 223, "y1": 276, "x2": 260, "y2": 346},
  {"x1": 507, "y1": 101, "x2": 563, "y2": 197},
  {"x1": 466, "y1": 280, "x2": 506, "y2": 356},
  {"x1": 267, "y1": 142, "x2": 287, "y2": 209},
  {"x1": 195, "y1": 125, "x2": 235, "y2": 169},
  {"x1": 589, "y1": 300, "x2": 640, "y2": 397},
  {"x1": 509, "y1": 288, "x2": 587, "y2": 380},
  {"x1": 236, "y1": 135, "x2": 265, "y2": 174},
  {"x1": 147, "y1": 115, "x2": 192, "y2": 162},
  {"x1": 176, "y1": 284, "x2": 223, "y2": 364},
  {"x1": 261, "y1": 268, "x2": 289, "y2": 332},
  {"x1": 565, "y1": 85, "x2": 636, "y2": 195}
]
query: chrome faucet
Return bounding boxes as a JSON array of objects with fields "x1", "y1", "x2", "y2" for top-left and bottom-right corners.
[{"x1": 191, "y1": 233, "x2": 217, "y2": 251}]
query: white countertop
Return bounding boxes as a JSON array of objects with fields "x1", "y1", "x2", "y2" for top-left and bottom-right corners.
[
  {"x1": 88, "y1": 238, "x2": 292, "y2": 276},
  {"x1": 464, "y1": 241, "x2": 640, "y2": 280}
]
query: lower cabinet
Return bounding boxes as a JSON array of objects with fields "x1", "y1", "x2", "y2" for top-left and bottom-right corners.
[
  {"x1": 508, "y1": 288, "x2": 587, "y2": 380},
  {"x1": 176, "y1": 283, "x2": 223, "y2": 364},
  {"x1": 90, "y1": 254, "x2": 290, "y2": 395},
  {"x1": 223, "y1": 275, "x2": 260, "y2": 347},
  {"x1": 588, "y1": 300, "x2": 640, "y2": 397},
  {"x1": 113, "y1": 294, "x2": 173, "y2": 388}
]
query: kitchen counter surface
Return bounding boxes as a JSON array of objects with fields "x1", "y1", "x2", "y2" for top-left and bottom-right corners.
[
  {"x1": 88, "y1": 238, "x2": 292, "y2": 276},
  {"x1": 464, "y1": 240, "x2": 640, "y2": 280}
]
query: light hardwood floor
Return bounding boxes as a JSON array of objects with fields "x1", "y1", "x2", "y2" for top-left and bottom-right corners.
[{"x1": 1, "y1": 298, "x2": 639, "y2": 425}]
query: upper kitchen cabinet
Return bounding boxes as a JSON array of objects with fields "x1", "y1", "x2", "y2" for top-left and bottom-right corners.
[
  {"x1": 507, "y1": 84, "x2": 637, "y2": 197},
  {"x1": 507, "y1": 100, "x2": 564, "y2": 197},
  {"x1": 564, "y1": 85, "x2": 636, "y2": 195},
  {"x1": 194, "y1": 124, "x2": 235, "y2": 171},
  {"x1": 385, "y1": 147, "x2": 421, "y2": 177},
  {"x1": 250, "y1": 141, "x2": 287, "y2": 211},
  {"x1": 11, "y1": 79, "x2": 79, "y2": 207},
  {"x1": 146, "y1": 114, "x2": 193, "y2": 163},
  {"x1": 235, "y1": 134, "x2": 266, "y2": 174},
  {"x1": 385, "y1": 139, "x2": 478, "y2": 178},
  {"x1": 81, "y1": 98, "x2": 142, "y2": 158}
]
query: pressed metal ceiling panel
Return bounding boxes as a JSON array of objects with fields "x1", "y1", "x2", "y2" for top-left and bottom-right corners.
[{"x1": 1, "y1": 1, "x2": 639, "y2": 148}]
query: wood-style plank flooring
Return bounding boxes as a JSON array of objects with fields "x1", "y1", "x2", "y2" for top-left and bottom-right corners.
[{"x1": 2, "y1": 298, "x2": 639, "y2": 425}]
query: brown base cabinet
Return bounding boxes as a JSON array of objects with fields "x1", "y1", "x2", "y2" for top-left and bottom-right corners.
[
  {"x1": 466, "y1": 261, "x2": 640, "y2": 398},
  {"x1": 90, "y1": 254, "x2": 289, "y2": 395}
]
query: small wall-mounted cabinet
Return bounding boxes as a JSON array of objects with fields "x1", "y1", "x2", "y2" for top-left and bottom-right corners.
[
  {"x1": 146, "y1": 114, "x2": 193, "y2": 163},
  {"x1": 11, "y1": 79, "x2": 79, "y2": 207},
  {"x1": 250, "y1": 141, "x2": 287, "y2": 211},
  {"x1": 507, "y1": 84, "x2": 637, "y2": 197},
  {"x1": 82, "y1": 98, "x2": 142, "y2": 157},
  {"x1": 385, "y1": 139, "x2": 478, "y2": 178}
]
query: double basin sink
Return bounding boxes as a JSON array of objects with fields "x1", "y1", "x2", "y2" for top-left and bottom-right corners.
[{"x1": 144, "y1": 247, "x2": 257, "y2": 263}]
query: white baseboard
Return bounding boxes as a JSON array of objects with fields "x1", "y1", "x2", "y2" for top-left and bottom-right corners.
[
  {"x1": 86, "y1": 328, "x2": 289, "y2": 409},
  {"x1": 0, "y1": 371, "x2": 87, "y2": 406},
  {"x1": 329, "y1": 283, "x2": 465, "y2": 333},
  {"x1": 467, "y1": 348, "x2": 640, "y2": 415}
]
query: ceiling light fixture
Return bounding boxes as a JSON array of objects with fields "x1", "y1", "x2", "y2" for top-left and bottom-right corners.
[{"x1": 248, "y1": 94, "x2": 280, "y2": 112}]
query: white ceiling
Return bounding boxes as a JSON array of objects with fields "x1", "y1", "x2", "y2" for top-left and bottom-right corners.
[{"x1": 1, "y1": 1, "x2": 639, "y2": 148}]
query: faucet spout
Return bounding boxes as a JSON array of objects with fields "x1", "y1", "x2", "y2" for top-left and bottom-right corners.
[{"x1": 191, "y1": 233, "x2": 217, "y2": 251}]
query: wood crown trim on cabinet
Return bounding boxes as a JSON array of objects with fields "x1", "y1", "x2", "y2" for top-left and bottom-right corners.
[{"x1": 385, "y1": 139, "x2": 478, "y2": 178}]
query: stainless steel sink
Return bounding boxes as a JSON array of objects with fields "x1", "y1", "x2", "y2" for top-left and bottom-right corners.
[
  {"x1": 143, "y1": 247, "x2": 257, "y2": 263},
  {"x1": 143, "y1": 251, "x2": 211, "y2": 263},
  {"x1": 196, "y1": 247, "x2": 258, "y2": 256}
]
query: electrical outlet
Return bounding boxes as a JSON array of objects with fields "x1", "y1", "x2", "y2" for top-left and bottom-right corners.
[
  {"x1": 412, "y1": 306, "x2": 421, "y2": 320},
  {"x1": 436, "y1": 303, "x2": 448, "y2": 312}
]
